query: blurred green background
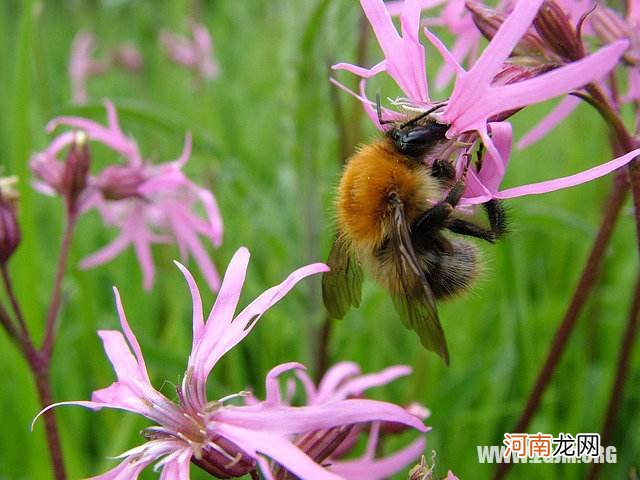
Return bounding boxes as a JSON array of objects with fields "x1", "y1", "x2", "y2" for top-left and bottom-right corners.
[{"x1": 0, "y1": 0, "x2": 638, "y2": 479}]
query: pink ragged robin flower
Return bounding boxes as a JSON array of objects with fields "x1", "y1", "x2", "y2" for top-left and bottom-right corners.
[
  {"x1": 69, "y1": 31, "x2": 109, "y2": 105},
  {"x1": 30, "y1": 101, "x2": 223, "y2": 291},
  {"x1": 33, "y1": 248, "x2": 427, "y2": 479},
  {"x1": 69, "y1": 32, "x2": 143, "y2": 105},
  {"x1": 333, "y1": 0, "x2": 640, "y2": 205},
  {"x1": 160, "y1": 22, "x2": 219, "y2": 80}
]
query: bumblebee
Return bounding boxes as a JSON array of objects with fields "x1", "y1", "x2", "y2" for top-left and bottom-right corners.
[{"x1": 322, "y1": 105, "x2": 507, "y2": 364}]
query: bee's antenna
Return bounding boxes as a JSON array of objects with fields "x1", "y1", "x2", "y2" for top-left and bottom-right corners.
[
  {"x1": 376, "y1": 93, "x2": 394, "y2": 125},
  {"x1": 399, "y1": 102, "x2": 448, "y2": 129}
]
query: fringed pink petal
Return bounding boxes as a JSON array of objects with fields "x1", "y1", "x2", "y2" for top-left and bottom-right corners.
[
  {"x1": 264, "y1": 362, "x2": 306, "y2": 404},
  {"x1": 80, "y1": 232, "x2": 131, "y2": 269},
  {"x1": 330, "y1": 435, "x2": 426, "y2": 479},
  {"x1": 495, "y1": 148, "x2": 640, "y2": 199},
  {"x1": 215, "y1": 399, "x2": 427, "y2": 435},
  {"x1": 173, "y1": 261, "x2": 205, "y2": 351}
]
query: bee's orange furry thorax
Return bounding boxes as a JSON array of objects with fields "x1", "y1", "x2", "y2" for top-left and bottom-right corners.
[{"x1": 336, "y1": 139, "x2": 439, "y2": 252}]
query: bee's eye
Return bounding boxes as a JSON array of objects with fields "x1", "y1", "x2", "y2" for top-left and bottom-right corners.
[
  {"x1": 395, "y1": 123, "x2": 448, "y2": 157},
  {"x1": 389, "y1": 129, "x2": 401, "y2": 141}
]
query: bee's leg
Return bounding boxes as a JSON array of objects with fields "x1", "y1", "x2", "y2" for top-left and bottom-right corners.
[
  {"x1": 430, "y1": 159, "x2": 456, "y2": 182},
  {"x1": 446, "y1": 218, "x2": 498, "y2": 243},
  {"x1": 484, "y1": 199, "x2": 508, "y2": 238},
  {"x1": 446, "y1": 200, "x2": 508, "y2": 242},
  {"x1": 411, "y1": 180, "x2": 466, "y2": 241},
  {"x1": 444, "y1": 179, "x2": 466, "y2": 207}
]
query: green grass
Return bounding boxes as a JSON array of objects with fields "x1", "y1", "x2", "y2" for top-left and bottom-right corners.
[{"x1": 0, "y1": 1, "x2": 638, "y2": 479}]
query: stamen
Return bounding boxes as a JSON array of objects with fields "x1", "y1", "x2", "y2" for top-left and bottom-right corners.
[
  {"x1": 201, "y1": 400, "x2": 222, "y2": 416},
  {"x1": 185, "y1": 366, "x2": 194, "y2": 384},
  {"x1": 218, "y1": 391, "x2": 250, "y2": 404},
  {"x1": 176, "y1": 431, "x2": 205, "y2": 459},
  {"x1": 182, "y1": 411, "x2": 206, "y2": 431}
]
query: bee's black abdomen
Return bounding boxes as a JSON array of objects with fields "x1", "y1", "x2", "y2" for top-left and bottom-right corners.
[{"x1": 424, "y1": 239, "x2": 479, "y2": 299}]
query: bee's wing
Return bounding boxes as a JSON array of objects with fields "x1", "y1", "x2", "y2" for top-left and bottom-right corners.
[
  {"x1": 389, "y1": 198, "x2": 450, "y2": 365},
  {"x1": 322, "y1": 235, "x2": 364, "y2": 319}
]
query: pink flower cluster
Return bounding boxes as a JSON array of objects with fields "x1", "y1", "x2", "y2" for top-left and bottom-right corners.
[
  {"x1": 70, "y1": 21, "x2": 219, "y2": 104},
  {"x1": 30, "y1": 101, "x2": 223, "y2": 291},
  {"x1": 333, "y1": 0, "x2": 640, "y2": 205}
]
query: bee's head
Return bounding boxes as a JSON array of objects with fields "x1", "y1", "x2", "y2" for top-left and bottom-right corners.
[
  {"x1": 376, "y1": 96, "x2": 450, "y2": 158},
  {"x1": 388, "y1": 121, "x2": 449, "y2": 158}
]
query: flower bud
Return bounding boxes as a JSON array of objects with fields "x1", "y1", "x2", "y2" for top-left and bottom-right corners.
[
  {"x1": 533, "y1": 0, "x2": 584, "y2": 61},
  {"x1": 465, "y1": 2, "x2": 505, "y2": 39},
  {"x1": 95, "y1": 165, "x2": 145, "y2": 200},
  {"x1": 272, "y1": 426, "x2": 353, "y2": 480},
  {"x1": 0, "y1": 177, "x2": 21, "y2": 263},
  {"x1": 62, "y1": 130, "x2": 90, "y2": 212},
  {"x1": 489, "y1": 64, "x2": 555, "y2": 122},
  {"x1": 191, "y1": 433, "x2": 256, "y2": 479},
  {"x1": 492, "y1": 63, "x2": 555, "y2": 86},
  {"x1": 591, "y1": 7, "x2": 640, "y2": 66},
  {"x1": 466, "y1": 1, "x2": 550, "y2": 61}
]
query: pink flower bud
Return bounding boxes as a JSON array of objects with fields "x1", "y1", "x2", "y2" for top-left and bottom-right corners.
[
  {"x1": 533, "y1": 0, "x2": 585, "y2": 61},
  {"x1": 0, "y1": 177, "x2": 21, "y2": 263},
  {"x1": 94, "y1": 165, "x2": 145, "y2": 200},
  {"x1": 466, "y1": 1, "x2": 550, "y2": 61},
  {"x1": 465, "y1": 2, "x2": 507, "y2": 41},
  {"x1": 591, "y1": 6, "x2": 640, "y2": 66},
  {"x1": 190, "y1": 434, "x2": 257, "y2": 478},
  {"x1": 489, "y1": 64, "x2": 556, "y2": 122},
  {"x1": 62, "y1": 131, "x2": 90, "y2": 213},
  {"x1": 272, "y1": 426, "x2": 354, "y2": 479}
]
